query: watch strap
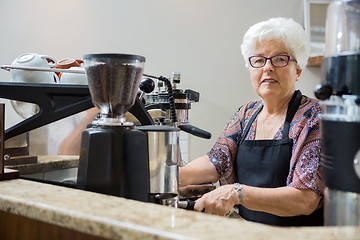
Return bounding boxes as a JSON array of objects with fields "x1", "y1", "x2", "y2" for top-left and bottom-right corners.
[{"x1": 234, "y1": 183, "x2": 243, "y2": 204}]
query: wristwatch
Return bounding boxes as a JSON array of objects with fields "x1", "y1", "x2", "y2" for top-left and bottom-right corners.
[{"x1": 234, "y1": 183, "x2": 244, "y2": 204}]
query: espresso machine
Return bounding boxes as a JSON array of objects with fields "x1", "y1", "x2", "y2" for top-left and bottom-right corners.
[
  {"x1": 314, "y1": 0, "x2": 360, "y2": 226},
  {"x1": 139, "y1": 73, "x2": 211, "y2": 139},
  {"x1": 0, "y1": 53, "x2": 211, "y2": 206}
]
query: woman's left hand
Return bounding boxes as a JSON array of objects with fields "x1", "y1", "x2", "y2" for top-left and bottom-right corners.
[{"x1": 194, "y1": 184, "x2": 240, "y2": 216}]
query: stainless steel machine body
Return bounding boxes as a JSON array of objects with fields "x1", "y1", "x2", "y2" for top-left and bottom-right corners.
[
  {"x1": 320, "y1": 96, "x2": 360, "y2": 225},
  {"x1": 137, "y1": 125, "x2": 181, "y2": 205}
]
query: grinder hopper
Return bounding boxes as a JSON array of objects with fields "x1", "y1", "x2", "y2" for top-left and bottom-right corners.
[{"x1": 84, "y1": 53, "x2": 145, "y2": 124}]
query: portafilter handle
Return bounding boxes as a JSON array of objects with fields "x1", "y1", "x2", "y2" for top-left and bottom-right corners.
[{"x1": 178, "y1": 199, "x2": 196, "y2": 210}]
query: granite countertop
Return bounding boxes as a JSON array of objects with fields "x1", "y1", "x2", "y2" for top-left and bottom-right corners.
[
  {"x1": 0, "y1": 179, "x2": 359, "y2": 240},
  {"x1": 6, "y1": 155, "x2": 79, "y2": 174}
]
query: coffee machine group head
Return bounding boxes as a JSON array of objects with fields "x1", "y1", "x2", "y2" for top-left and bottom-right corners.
[
  {"x1": 77, "y1": 54, "x2": 150, "y2": 202},
  {"x1": 314, "y1": 0, "x2": 360, "y2": 226}
]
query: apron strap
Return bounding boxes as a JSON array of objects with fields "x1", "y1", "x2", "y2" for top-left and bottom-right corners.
[
  {"x1": 240, "y1": 105, "x2": 263, "y2": 144},
  {"x1": 285, "y1": 90, "x2": 303, "y2": 123},
  {"x1": 282, "y1": 90, "x2": 302, "y2": 140}
]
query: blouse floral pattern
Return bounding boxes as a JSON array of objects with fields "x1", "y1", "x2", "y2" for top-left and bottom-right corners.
[{"x1": 207, "y1": 95, "x2": 324, "y2": 198}]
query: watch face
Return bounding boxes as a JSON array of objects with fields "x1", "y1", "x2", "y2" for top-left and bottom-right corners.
[
  {"x1": 234, "y1": 183, "x2": 243, "y2": 204},
  {"x1": 234, "y1": 183, "x2": 242, "y2": 190}
]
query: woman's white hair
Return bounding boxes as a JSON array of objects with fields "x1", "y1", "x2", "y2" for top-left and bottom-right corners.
[{"x1": 240, "y1": 17, "x2": 310, "y2": 70}]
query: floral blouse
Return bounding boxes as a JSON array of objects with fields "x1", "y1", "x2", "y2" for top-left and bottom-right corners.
[{"x1": 207, "y1": 95, "x2": 324, "y2": 197}]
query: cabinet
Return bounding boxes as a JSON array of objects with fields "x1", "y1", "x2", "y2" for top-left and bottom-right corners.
[{"x1": 304, "y1": 0, "x2": 331, "y2": 67}]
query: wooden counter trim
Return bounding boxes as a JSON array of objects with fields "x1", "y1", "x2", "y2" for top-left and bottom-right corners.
[{"x1": 0, "y1": 210, "x2": 104, "y2": 240}]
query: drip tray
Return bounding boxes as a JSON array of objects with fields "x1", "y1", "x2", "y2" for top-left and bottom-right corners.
[
  {"x1": 20, "y1": 176, "x2": 78, "y2": 189},
  {"x1": 20, "y1": 167, "x2": 78, "y2": 189},
  {"x1": 8, "y1": 155, "x2": 80, "y2": 189},
  {"x1": 5, "y1": 156, "x2": 38, "y2": 166},
  {"x1": 20, "y1": 167, "x2": 78, "y2": 185}
]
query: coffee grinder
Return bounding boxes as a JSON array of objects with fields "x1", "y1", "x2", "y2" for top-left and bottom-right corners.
[
  {"x1": 77, "y1": 54, "x2": 150, "y2": 202},
  {"x1": 314, "y1": 0, "x2": 360, "y2": 226}
]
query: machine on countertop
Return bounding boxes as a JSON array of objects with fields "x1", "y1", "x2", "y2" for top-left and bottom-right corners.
[{"x1": 314, "y1": 0, "x2": 360, "y2": 226}]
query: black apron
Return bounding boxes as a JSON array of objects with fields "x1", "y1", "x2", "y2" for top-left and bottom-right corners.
[{"x1": 235, "y1": 90, "x2": 323, "y2": 226}]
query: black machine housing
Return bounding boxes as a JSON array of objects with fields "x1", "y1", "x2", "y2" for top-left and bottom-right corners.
[{"x1": 77, "y1": 125, "x2": 150, "y2": 202}]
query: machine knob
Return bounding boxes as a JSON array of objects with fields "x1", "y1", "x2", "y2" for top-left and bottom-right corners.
[
  {"x1": 354, "y1": 150, "x2": 360, "y2": 180},
  {"x1": 355, "y1": 97, "x2": 360, "y2": 105},
  {"x1": 314, "y1": 83, "x2": 333, "y2": 100},
  {"x1": 139, "y1": 78, "x2": 155, "y2": 93},
  {"x1": 172, "y1": 72, "x2": 181, "y2": 84}
]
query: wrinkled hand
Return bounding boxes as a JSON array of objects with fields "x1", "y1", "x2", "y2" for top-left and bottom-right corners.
[{"x1": 194, "y1": 184, "x2": 239, "y2": 216}]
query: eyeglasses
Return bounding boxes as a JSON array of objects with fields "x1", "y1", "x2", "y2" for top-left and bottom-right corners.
[{"x1": 248, "y1": 55, "x2": 297, "y2": 68}]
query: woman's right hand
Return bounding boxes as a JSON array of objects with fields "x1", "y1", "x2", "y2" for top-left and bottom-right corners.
[{"x1": 194, "y1": 184, "x2": 240, "y2": 216}]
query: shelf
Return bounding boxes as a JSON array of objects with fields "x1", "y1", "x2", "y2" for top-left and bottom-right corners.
[{"x1": 307, "y1": 55, "x2": 324, "y2": 67}]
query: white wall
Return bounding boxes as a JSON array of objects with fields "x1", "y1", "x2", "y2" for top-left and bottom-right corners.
[{"x1": 0, "y1": 0, "x2": 322, "y2": 159}]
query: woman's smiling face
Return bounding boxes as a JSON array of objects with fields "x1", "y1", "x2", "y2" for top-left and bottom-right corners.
[{"x1": 249, "y1": 39, "x2": 302, "y2": 102}]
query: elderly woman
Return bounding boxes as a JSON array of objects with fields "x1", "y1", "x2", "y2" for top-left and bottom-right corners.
[{"x1": 179, "y1": 17, "x2": 324, "y2": 226}]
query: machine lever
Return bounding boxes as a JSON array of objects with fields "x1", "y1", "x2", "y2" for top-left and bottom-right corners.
[{"x1": 179, "y1": 124, "x2": 211, "y2": 139}]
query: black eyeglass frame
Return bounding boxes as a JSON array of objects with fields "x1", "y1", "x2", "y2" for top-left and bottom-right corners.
[{"x1": 248, "y1": 54, "x2": 297, "y2": 68}]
